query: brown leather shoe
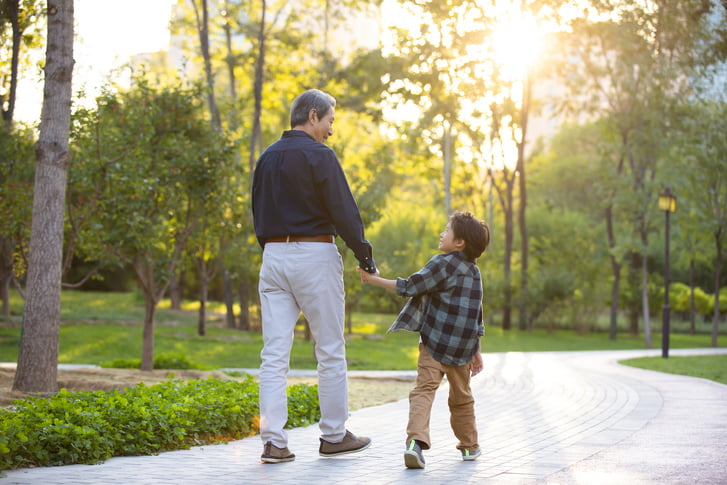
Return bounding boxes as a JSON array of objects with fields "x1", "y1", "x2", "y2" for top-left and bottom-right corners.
[
  {"x1": 319, "y1": 430, "x2": 372, "y2": 457},
  {"x1": 261, "y1": 441, "x2": 295, "y2": 463}
]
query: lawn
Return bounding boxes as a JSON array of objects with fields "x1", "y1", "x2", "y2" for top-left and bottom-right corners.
[
  {"x1": 620, "y1": 354, "x2": 727, "y2": 385},
  {"x1": 1, "y1": 290, "x2": 725, "y2": 382}
]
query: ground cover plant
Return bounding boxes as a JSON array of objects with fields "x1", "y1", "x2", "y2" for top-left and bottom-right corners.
[{"x1": 0, "y1": 377, "x2": 319, "y2": 472}]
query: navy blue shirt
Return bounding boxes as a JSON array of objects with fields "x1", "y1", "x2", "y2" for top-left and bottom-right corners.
[{"x1": 252, "y1": 130, "x2": 377, "y2": 273}]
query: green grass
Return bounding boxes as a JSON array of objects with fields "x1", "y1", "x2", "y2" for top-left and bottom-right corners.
[
  {"x1": 619, "y1": 355, "x2": 727, "y2": 385},
  {"x1": 1, "y1": 291, "x2": 725, "y2": 380}
]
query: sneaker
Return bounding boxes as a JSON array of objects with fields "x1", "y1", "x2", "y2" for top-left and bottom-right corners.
[
  {"x1": 461, "y1": 447, "x2": 481, "y2": 461},
  {"x1": 319, "y1": 430, "x2": 372, "y2": 457},
  {"x1": 261, "y1": 441, "x2": 295, "y2": 463},
  {"x1": 404, "y1": 440, "x2": 425, "y2": 469}
]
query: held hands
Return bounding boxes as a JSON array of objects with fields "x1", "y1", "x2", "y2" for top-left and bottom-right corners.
[
  {"x1": 357, "y1": 269, "x2": 397, "y2": 292},
  {"x1": 357, "y1": 267, "x2": 378, "y2": 283}
]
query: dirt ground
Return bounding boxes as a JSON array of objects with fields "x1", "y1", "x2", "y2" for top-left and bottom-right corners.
[{"x1": 0, "y1": 365, "x2": 414, "y2": 410}]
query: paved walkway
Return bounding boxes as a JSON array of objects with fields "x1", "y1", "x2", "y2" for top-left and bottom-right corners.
[{"x1": 1, "y1": 348, "x2": 726, "y2": 484}]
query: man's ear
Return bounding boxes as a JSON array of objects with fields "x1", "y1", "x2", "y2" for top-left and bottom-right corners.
[{"x1": 308, "y1": 109, "x2": 318, "y2": 123}]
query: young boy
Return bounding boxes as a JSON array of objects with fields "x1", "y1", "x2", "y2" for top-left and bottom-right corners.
[{"x1": 359, "y1": 211, "x2": 490, "y2": 469}]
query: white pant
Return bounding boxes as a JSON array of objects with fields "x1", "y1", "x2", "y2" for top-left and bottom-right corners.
[{"x1": 258, "y1": 241, "x2": 348, "y2": 447}]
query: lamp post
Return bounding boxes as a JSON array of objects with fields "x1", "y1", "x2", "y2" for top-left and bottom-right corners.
[{"x1": 658, "y1": 187, "x2": 677, "y2": 358}]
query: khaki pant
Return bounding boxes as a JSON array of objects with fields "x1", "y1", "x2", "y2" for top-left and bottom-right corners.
[{"x1": 407, "y1": 343, "x2": 479, "y2": 451}]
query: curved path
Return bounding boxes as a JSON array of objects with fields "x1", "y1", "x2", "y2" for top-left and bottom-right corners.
[{"x1": 1, "y1": 349, "x2": 725, "y2": 484}]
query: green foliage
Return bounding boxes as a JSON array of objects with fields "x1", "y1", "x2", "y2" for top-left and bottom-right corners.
[
  {"x1": 0, "y1": 122, "x2": 36, "y2": 280},
  {"x1": 0, "y1": 377, "x2": 257, "y2": 470},
  {"x1": 523, "y1": 205, "x2": 609, "y2": 330},
  {"x1": 69, "y1": 79, "x2": 234, "y2": 270},
  {"x1": 99, "y1": 352, "x2": 206, "y2": 370},
  {"x1": 0, "y1": 376, "x2": 321, "y2": 472},
  {"x1": 363, "y1": 198, "x2": 444, "y2": 313},
  {"x1": 669, "y1": 282, "x2": 725, "y2": 317},
  {"x1": 286, "y1": 383, "x2": 320, "y2": 428}
]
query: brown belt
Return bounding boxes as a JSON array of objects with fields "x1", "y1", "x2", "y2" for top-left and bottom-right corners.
[{"x1": 266, "y1": 235, "x2": 334, "y2": 243}]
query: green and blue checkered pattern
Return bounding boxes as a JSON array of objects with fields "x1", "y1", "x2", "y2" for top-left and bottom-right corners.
[{"x1": 387, "y1": 251, "x2": 484, "y2": 366}]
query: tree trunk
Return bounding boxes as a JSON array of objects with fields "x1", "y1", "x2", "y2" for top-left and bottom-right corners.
[
  {"x1": 0, "y1": 0, "x2": 22, "y2": 316},
  {"x1": 222, "y1": 4, "x2": 237, "y2": 101},
  {"x1": 238, "y1": 280, "x2": 250, "y2": 331},
  {"x1": 712, "y1": 229, "x2": 723, "y2": 347},
  {"x1": 197, "y1": 257, "x2": 209, "y2": 336},
  {"x1": 222, "y1": 267, "x2": 236, "y2": 328},
  {"x1": 443, "y1": 120, "x2": 452, "y2": 217},
  {"x1": 303, "y1": 316, "x2": 311, "y2": 342},
  {"x1": 605, "y1": 205, "x2": 621, "y2": 340},
  {"x1": 133, "y1": 256, "x2": 166, "y2": 371},
  {"x1": 517, "y1": 75, "x2": 531, "y2": 331},
  {"x1": 248, "y1": 0, "x2": 266, "y2": 171},
  {"x1": 169, "y1": 269, "x2": 183, "y2": 310},
  {"x1": 141, "y1": 295, "x2": 156, "y2": 371},
  {"x1": 502, "y1": 195, "x2": 513, "y2": 331},
  {"x1": 487, "y1": 177, "x2": 495, "y2": 328},
  {"x1": 193, "y1": 0, "x2": 221, "y2": 133},
  {"x1": 220, "y1": 5, "x2": 241, "y2": 331},
  {"x1": 1, "y1": 237, "x2": 13, "y2": 317},
  {"x1": 628, "y1": 251, "x2": 640, "y2": 336},
  {"x1": 490, "y1": 166, "x2": 515, "y2": 332},
  {"x1": 641, "y1": 243, "x2": 652, "y2": 348},
  {"x1": 689, "y1": 258, "x2": 696, "y2": 335},
  {"x1": 198, "y1": 279, "x2": 208, "y2": 336},
  {"x1": 2, "y1": 0, "x2": 21, "y2": 124},
  {"x1": 346, "y1": 300, "x2": 353, "y2": 334},
  {"x1": 13, "y1": 0, "x2": 74, "y2": 393}
]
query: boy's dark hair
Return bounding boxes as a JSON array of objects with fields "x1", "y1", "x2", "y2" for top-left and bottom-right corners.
[{"x1": 450, "y1": 211, "x2": 490, "y2": 261}]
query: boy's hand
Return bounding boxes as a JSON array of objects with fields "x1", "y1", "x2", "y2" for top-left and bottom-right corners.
[
  {"x1": 469, "y1": 352, "x2": 483, "y2": 377},
  {"x1": 357, "y1": 267, "x2": 370, "y2": 283}
]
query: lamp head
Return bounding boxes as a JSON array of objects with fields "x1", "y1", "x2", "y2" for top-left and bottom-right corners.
[{"x1": 658, "y1": 187, "x2": 677, "y2": 213}]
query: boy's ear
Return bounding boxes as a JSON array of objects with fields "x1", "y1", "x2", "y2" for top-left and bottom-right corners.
[{"x1": 454, "y1": 238, "x2": 466, "y2": 251}]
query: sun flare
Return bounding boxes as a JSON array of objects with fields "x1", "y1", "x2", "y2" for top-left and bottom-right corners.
[{"x1": 491, "y1": 16, "x2": 546, "y2": 80}]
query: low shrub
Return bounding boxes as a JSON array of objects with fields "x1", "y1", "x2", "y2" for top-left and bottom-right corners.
[
  {"x1": 0, "y1": 377, "x2": 320, "y2": 472},
  {"x1": 99, "y1": 352, "x2": 204, "y2": 370}
]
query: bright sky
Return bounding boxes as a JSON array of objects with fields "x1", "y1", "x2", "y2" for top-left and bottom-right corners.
[{"x1": 15, "y1": 0, "x2": 175, "y2": 123}]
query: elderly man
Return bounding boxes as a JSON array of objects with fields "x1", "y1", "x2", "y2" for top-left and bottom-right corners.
[{"x1": 252, "y1": 89, "x2": 377, "y2": 463}]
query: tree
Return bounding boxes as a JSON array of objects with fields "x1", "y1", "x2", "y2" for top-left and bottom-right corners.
[
  {"x1": 672, "y1": 100, "x2": 727, "y2": 347},
  {"x1": 551, "y1": 0, "x2": 722, "y2": 345},
  {"x1": 528, "y1": 121, "x2": 616, "y2": 330},
  {"x1": 0, "y1": 122, "x2": 34, "y2": 316},
  {"x1": 386, "y1": 0, "x2": 501, "y2": 214},
  {"x1": 70, "y1": 80, "x2": 231, "y2": 370},
  {"x1": 13, "y1": 0, "x2": 74, "y2": 393},
  {"x1": 0, "y1": 0, "x2": 44, "y2": 315},
  {"x1": 0, "y1": 0, "x2": 43, "y2": 124}
]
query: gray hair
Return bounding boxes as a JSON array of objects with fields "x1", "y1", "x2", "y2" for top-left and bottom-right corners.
[{"x1": 290, "y1": 89, "x2": 336, "y2": 128}]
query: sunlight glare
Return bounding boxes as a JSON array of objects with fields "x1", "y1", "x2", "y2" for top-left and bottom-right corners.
[{"x1": 492, "y1": 15, "x2": 545, "y2": 81}]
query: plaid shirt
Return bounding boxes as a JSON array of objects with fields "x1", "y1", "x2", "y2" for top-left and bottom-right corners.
[{"x1": 387, "y1": 251, "x2": 484, "y2": 366}]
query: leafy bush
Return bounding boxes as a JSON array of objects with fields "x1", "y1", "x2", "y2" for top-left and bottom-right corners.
[
  {"x1": 0, "y1": 377, "x2": 320, "y2": 472},
  {"x1": 670, "y1": 282, "x2": 692, "y2": 313},
  {"x1": 99, "y1": 352, "x2": 203, "y2": 370},
  {"x1": 286, "y1": 383, "x2": 320, "y2": 428},
  {"x1": 668, "y1": 283, "x2": 727, "y2": 317}
]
